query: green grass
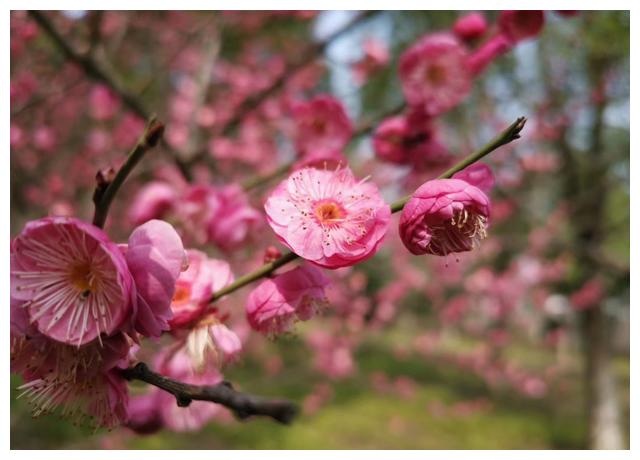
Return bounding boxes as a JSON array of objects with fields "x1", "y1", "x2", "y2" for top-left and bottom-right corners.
[{"x1": 11, "y1": 335, "x2": 628, "y2": 449}]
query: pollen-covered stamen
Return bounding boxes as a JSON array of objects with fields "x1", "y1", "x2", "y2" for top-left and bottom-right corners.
[
  {"x1": 313, "y1": 200, "x2": 345, "y2": 225},
  {"x1": 427, "y1": 207, "x2": 488, "y2": 256}
]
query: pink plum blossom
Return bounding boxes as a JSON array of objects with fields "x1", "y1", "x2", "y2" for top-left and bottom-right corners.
[
  {"x1": 89, "y1": 84, "x2": 121, "y2": 120},
  {"x1": 11, "y1": 217, "x2": 134, "y2": 346},
  {"x1": 128, "y1": 182, "x2": 178, "y2": 226},
  {"x1": 498, "y1": 10, "x2": 545, "y2": 43},
  {"x1": 453, "y1": 12, "x2": 488, "y2": 41},
  {"x1": 206, "y1": 184, "x2": 263, "y2": 251},
  {"x1": 399, "y1": 33, "x2": 472, "y2": 116},
  {"x1": 467, "y1": 34, "x2": 512, "y2": 76},
  {"x1": 169, "y1": 249, "x2": 233, "y2": 329},
  {"x1": 265, "y1": 167, "x2": 390, "y2": 268},
  {"x1": 11, "y1": 332, "x2": 131, "y2": 428},
  {"x1": 452, "y1": 163, "x2": 496, "y2": 194},
  {"x1": 399, "y1": 179, "x2": 491, "y2": 256},
  {"x1": 292, "y1": 95, "x2": 353, "y2": 156},
  {"x1": 352, "y1": 38, "x2": 389, "y2": 83},
  {"x1": 373, "y1": 114, "x2": 449, "y2": 169},
  {"x1": 125, "y1": 219, "x2": 187, "y2": 337},
  {"x1": 246, "y1": 264, "x2": 330, "y2": 335}
]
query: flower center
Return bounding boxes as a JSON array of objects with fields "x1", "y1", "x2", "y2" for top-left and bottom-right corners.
[
  {"x1": 172, "y1": 283, "x2": 191, "y2": 305},
  {"x1": 68, "y1": 262, "x2": 97, "y2": 295},
  {"x1": 314, "y1": 200, "x2": 345, "y2": 225},
  {"x1": 425, "y1": 64, "x2": 446, "y2": 86}
]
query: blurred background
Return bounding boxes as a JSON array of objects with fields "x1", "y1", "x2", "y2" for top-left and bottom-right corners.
[{"x1": 10, "y1": 10, "x2": 629, "y2": 449}]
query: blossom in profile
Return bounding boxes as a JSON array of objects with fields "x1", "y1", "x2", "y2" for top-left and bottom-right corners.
[
  {"x1": 453, "y1": 12, "x2": 488, "y2": 41},
  {"x1": 292, "y1": 95, "x2": 353, "y2": 156},
  {"x1": 399, "y1": 178, "x2": 491, "y2": 256},
  {"x1": 498, "y1": 10, "x2": 545, "y2": 43},
  {"x1": 128, "y1": 181, "x2": 178, "y2": 226},
  {"x1": 399, "y1": 33, "x2": 472, "y2": 116},
  {"x1": 206, "y1": 184, "x2": 263, "y2": 251},
  {"x1": 265, "y1": 167, "x2": 390, "y2": 268},
  {"x1": 373, "y1": 109, "x2": 450, "y2": 170},
  {"x1": 125, "y1": 220, "x2": 188, "y2": 337},
  {"x1": 169, "y1": 249, "x2": 233, "y2": 329},
  {"x1": 11, "y1": 217, "x2": 134, "y2": 346},
  {"x1": 452, "y1": 163, "x2": 496, "y2": 194},
  {"x1": 11, "y1": 332, "x2": 131, "y2": 428},
  {"x1": 246, "y1": 264, "x2": 330, "y2": 335}
]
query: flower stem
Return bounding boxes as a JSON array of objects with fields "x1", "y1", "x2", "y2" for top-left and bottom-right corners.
[
  {"x1": 92, "y1": 118, "x2": 165, "y2": 229},
  {"x1": 209, "y1": 116, "x2": 527, "y2": 303}
]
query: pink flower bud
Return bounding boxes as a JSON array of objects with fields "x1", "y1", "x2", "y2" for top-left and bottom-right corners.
[
  {"x1": 498, "y1": 10, "x2": 545, "y2": 43},
  {"x1": 453, "y1": 12, "x2": 488, "y2": 41},
  {"x1": 399, "y1": 178, "x2": 491, "y2": 256}
]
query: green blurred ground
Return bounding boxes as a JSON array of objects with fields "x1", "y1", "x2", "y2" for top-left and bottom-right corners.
[{"x1": 10, "y1": 333, "x2": 630, "y2": 449}]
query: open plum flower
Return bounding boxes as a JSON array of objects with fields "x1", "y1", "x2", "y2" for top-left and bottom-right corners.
[
  {"x1": 399, "y1": 32, "x2": 472, "y2": 116},
  {"x1": 11, "y1": 217, "x2": 186, "y2": 345},
  {"x1": 265, "y1": 166, "x2": 390, "y2": 269},
  {"x1": 399, "y1": 165, "x2": 494, "y2": 256},
  {"x1": 291, "y1": 94, "x2": 353, "y2": 156},
  {"x1": 11, "y1": 217, "x2": 134, "y2": 346}
]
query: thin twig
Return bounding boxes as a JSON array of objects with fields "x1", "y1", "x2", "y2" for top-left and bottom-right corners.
[
  {"x1": 187, "y1": 11, "x2": 378, "y2": 169},
  {"x1": 120, "y1": 362, "x2": 299, "y2": 424},
  {"x1": 92, "y1": 118, "x2": 165, "y2": 228},
  {"x1": 210, "y1": 116, "x2": 527, "y2": 303},
  {"x1": 28, "y1": 11, "x2": 192, "y2": 179}
]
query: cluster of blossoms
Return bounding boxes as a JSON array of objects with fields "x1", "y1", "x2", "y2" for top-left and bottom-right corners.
[
  {"x1": 373, "y1": 11, "x2": 546, "y2": 172},
  {"x1": 11, "y1": 218, "x2": 185, "y2": 427},
  {"x1": 130, "y1": 176, "x2": 262, "y2": 251},
  {"x1": 10, "y1": 216, "x2": 243, "y2": 430},
  {"x1": 11, "y1": 10, "x2": 578, "y2": 437}
]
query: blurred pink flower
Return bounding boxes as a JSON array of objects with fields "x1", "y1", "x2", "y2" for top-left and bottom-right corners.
[
  {"x1": 206, "y1": 184, "x2": 263, "y2": 251},
  {"x1": 452, "y1": 162, "x2": 495, "y2": 194},
  {"x1": 569, "y1": 277, "x2": 605, "y2": 311},
  {"x1": 399, "y1": 178, "x2": 491, "y2": 256},
  {"x1": 11, "y1": 332, "x2": 131, "y2": 428},
  {"x1": 265, "y1": 167, "x2": 390, "y2": 268},
  {"x1": 292, "y1": 95, "x2": 353, "y2": 155},
  {"x1": 11, "y1": 217, "x2": 134, "y2": 346},
  {"x1": 306, "y1": 331, "x2": 355, "y2": 379},
  {"x1": 246, "y1": 264, "x2": 330, "y2": 335},
  {"x1": 373, "y1": 113, "x2": 450, "y2": 169},
  {"x1": 155, "y1": 348, "x2": 224, "y2": 431},
  {"x1": 498, "y1": 10, "x2": 545, "y2": 43},
  {"x1": 89, "y1": 84, "x2": 121, "y2": 121},
  {"x1": 128, "y1": 182, "x2": 178, "y2": 226},
  {"x1": 467, "y1": 34, "x2": 512, "y2": 76},
  {"x1": 399, "y1": 33, "x2": 471, "y2": 116},
  {"x1": 352, "y1": 38, "x2": 389, "y2": 83},
  {"x1": 453, "y1": 12, "x2": 488, "y2": 41}
]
